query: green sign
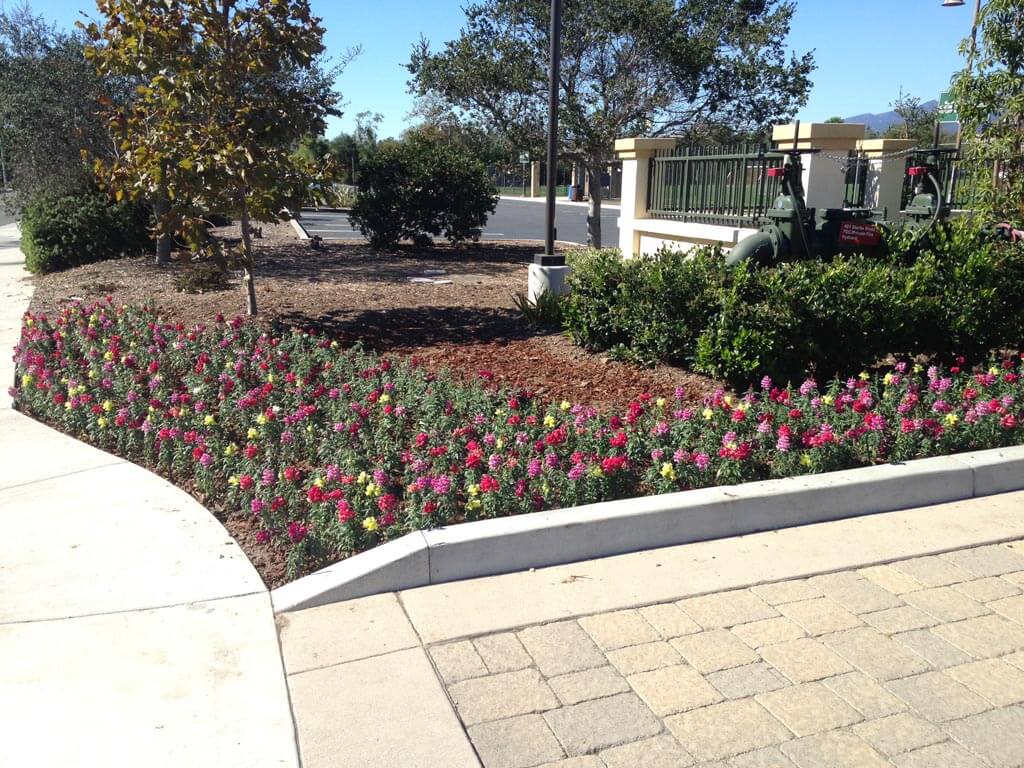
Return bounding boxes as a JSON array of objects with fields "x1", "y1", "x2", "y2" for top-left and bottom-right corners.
[
  {"x1": 938, "y1": 90, "x2": 958, "y2": 123},
  {"x1": 518, "y1": 152, "x2": 530, "y2": 163}
]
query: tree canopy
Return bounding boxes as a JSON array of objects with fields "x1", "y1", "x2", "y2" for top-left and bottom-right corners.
[{"x1": 407, "y1": 0, "x2": 814, "y2": 247}]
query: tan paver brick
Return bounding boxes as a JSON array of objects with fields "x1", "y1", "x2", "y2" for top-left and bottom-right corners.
[
  {"x1": 1006, "y1": 651, "x2": 1024, "y2": 671},
  {"x1": 518, "y1": 621, "x2": 607, "y2": 677},
  {"x1": 807, "y1": 571, "x2": 903, "y2": 614},
  {"x1": 858, "y1": 564, "x2": 925, "y2": 595},
  {"x1": 824, "y1": 627, "x2": 931, "y2": 681},
  {"x1": 670, "y1": 630, "x2": 759, "y2": 674},
  {"x1": 543, "y1": 692, "x2": 662, "y2": 755},
  {"x1": 947, "y1": 658, "x2": 1024, "y2": 705},
  {"x1": 885, "y1": 670, "x2": 991, "y2": 721},
  {"x1": 893, "y1": 742, "x2": 988, "y2": 768},
  {"x1": 599, "y1": 734, "x2": 695, "y2": 768},
  {"x1": 628, "y1": 664, "x2": 723, "y2": 716},
  {"x1": 933, "y1": 614, "x2": 1024, "y2": 657},
  {"x1": 751, "y1": 579, "x2": 824, "y2": 606},
  {"x1": 665, "y1": 698, "x2": 793, "y2": 762},
  {"x1": 990, "y1": 593, "x2": 1024, "y2": 625},
  {"x1": 678, "y1": 589, "x2": 778, "y2": 629},
  {"x1": 706, "y1": 662, "x2": 788, "y2": 699},
  {"x1": 944, "y1": 707, "x2": 1024, "y2": 768},
  {"x1": 449, "y1": 668, "x2": 559, "y2": 725},
  {"x1": 824, "y1": 671, "x2": 908, "y2": 719},
  {"x1": 942, "y1": 543, "x2": 1024, "y2": 577},
  {"x1": 548, "y1": 666, "x2": 629, "y2": 706},
  {"x1": 578, "y1": 610, "x2": 660, "y2": 651},
  {"x1": 1005, "y1": 570, "x2": 1024, "y2": 587},
  {"x1": 780, "y1": 729, "x2": 890, "y2": 768},
  {"x1": 892, "y1": 628, "x2": 973, "y2": 668},
  {"x1": 731, "y1": 617, "x2": 807, "y2": 649},
  {"x1": 860, "y1": 606, "x2": 936, "y2": 634},
  {"x1": 902, "y1": 586, "x2": 988, "y2": 622},
  {"x1": 606, "y1": 641, "x2": 681, "y2": 676},
  {"x1": 756, "y1": 681, "x2": 862, "y2": 736},
  {"x1": 852, "y1": 712, "x2": 945, "y2": 756},
  {"x1": 430, "y1": 640, "x2": 489, "y2": 684},
  {"x1": 638, "y1": 603, "x2": 701, "y2": 639},
  {"x1": 729, "y1": 746, "x2": 798, "y2": 767},
  {"x1": 538, "y1": 757, "x2": 603, "y2": 768},
  {"x1": 468, "y1": 714, "x2": 564, "y2": 768},
  {"x1": 951, "y1": 576, "x2": 1020, "y2": 603},
  {"x1": 776, "y1": 598, "x2": 862, "y2": 635},
  {"x1": 893, "y1": 555, "x2": 972, "y2": 587},
  {"x1": 759, "y1": 637, "x2": 852, "y2": 683},
  {"x1": 474, "y1": 632, "x2": 533, "y2": 674}
]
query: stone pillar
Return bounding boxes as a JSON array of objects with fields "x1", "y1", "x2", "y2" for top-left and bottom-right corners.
[
  {"x1": 530, "y1": 161, "x2": 541, "y2": 198},
  {"x1": 771, "y1": 123, "x2": 867, "y2": 209},
  {"x1": 856, "y1": 138, "x2": 916, "y2": 217},
  {"x1": 613, "y1": 138, "x2": 677, "y2": 257}
]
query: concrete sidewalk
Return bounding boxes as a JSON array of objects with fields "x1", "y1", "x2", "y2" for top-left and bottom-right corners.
[{"x1": 0, "y1": 223, "x2": 299, "y2": 768}]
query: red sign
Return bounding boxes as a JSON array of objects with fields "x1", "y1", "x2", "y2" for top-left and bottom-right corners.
[{"x1": 838, "y1": 220, "x2": 881, "y2": 247}]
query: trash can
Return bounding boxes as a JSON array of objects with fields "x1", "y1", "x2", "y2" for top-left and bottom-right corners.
[{"x1": 568, "y1": 184, "x2": 583, "y2": 202}]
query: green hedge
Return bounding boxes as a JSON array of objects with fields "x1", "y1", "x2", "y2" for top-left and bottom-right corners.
[
  {"x1": 21, "y1": 192, "x2": 153, "y2": 274},
  {"x1": 563, "y1": 221, "x2": 1024, "y2": 386}
]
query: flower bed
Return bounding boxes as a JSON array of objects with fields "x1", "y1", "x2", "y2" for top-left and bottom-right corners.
[{"x1": 12, "y1": 300, "x2": 1024, "y2": 580}]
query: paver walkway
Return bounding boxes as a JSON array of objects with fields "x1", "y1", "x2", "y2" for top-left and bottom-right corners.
[{"x1": 0, "y1": 223, "x2": 299, "y2": 767}]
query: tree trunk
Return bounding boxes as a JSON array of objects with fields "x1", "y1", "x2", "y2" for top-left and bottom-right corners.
[
  {"x1": 153, "y1": 195, "x2": 172, "y2": 266},
  {"x1": 239, "y1": 200, "x2": 258, "y2": 316},
  {"x1": 586, "y1": 164, "x2": 603, "y2": 249}
]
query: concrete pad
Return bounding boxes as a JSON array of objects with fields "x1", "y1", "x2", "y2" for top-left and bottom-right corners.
[
  {"x1": 0, "y1": 410, "x2": 124, "y2": 490},
  {"x1": 0, "y1": 592, "x2": 298, "y2": 768},
  {"x1": 287, "y1": 647, "x2": 479, "y2": 768},
  {"x1": 401, "y1": 492, "x2": 1024, "y2": 643},
  {"x1": 271, "y1": 533, "x2": 429, "y2": 612},
  {"x1": 276, "y1": 593, "x2": 419, "y2": 674},
  {"x1": 957, "y1": 446, "x2": 1024, "y2": 496},
  {"x1": 0, "y1": 462, "x2": 263, "y2": 622}
]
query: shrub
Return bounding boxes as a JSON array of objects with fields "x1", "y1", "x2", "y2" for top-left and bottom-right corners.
[
  {"x1": 564, "y1": 221, "x2": 1024, "y2": 386},
  {"x1": 349, "y1": 132, "x2": 498, "y2": 248},
  {"x1": 21, "y1": 191, "x2": 153, "y2": 274},
  {"x1": 513, "y1": 290, "x2": 565, "y2": 329},
  {"x1": 13, "y1": 301, "x2": 1024, "y2": 577}
]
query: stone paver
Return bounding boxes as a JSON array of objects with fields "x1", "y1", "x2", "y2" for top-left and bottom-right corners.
[
  {"x1": 430, "y1": 640, "x2": 489, "y2": 684},
  {"x1": 807, "y1": 572, "x2": 903, "y2": 614},
  {"x1": 731, "y1": 617, "x2": 807, "y2": 649},
  {"x1": 706, "y1": 662, "x2": 788, "y2": 699},
  {"x1": 902, "y1": 586, "x2": 989, "y2": 623},
  {"x1": 670, "y1": 629, "x2": 759, "y2": 673},
  {"x1": 759, "y1": 637, "x2": 852, "y2": 683},
  {"x1": 544, "y1": 692, "x2": 662, "y2": 755},
  {"x1": 1007, "y1": 650, "x2": 1024, "y2": 671},
  {"x1": 548, "y1": 666, "x2": 629, "y2": 706},
  {"x1": 893, "y1": 742, "x2": 988, "y2": 768},
  {"x1": 780, "y1": 729, "x2": 890, "y2": 768},
  {"x1": 756, "y1": 682, "x2": 862, "y2": 736},
  {"x1": 852, "y1": 713, "x2": 945, "y2": 756},
  {"x1": 991, "y1": 593, "x2": 1024, "y2": 625},
  {"x1": 729, "y1": 747, "x2": 798, "y2": 767},
  {"x1": 605, "y1": 641, "x2": 681, "y2": 675},
  {"x1": 538, "y1": 758, "x2": 603, "y2": 768},
  {"x1": 823, "y1": 672, "x2": 908, "y2": 719},
  {"x1": 474, "y1": 632, "x2": 533, "y2": 674},
  {"x1": 638, "y1": 603, "x2": 701, "y2": 638},
  {"x1": 751, "y1": 580, "x2": 824, "y2": 606},
  {"x1": 946, "y1": 658, "x2": 1024, "y2": 706},
  {"x1": 578, "y1": 609, "x2": 660, "y2": 651},
  {"x1": 943, "y1": 706, "x2": 1024, "y2": 768},
  {"x1": 885, "y1": 670, "x2": 992, "y2": 722},
  {"x1": 666, "y1": 699, "x2": 793, "y2": 762},
  {"x1": 952, "y1": 576, "x2": 1020, "y2": 603},
  {"x1": 678, "y1": 589, "x2": 778, "y2": 629},
  {"x1": 860, "y1": 606, "x2": 936, "y2": 634},
  {"x1": 777, "y1": 597, "x2": 862, "y2": 635},
  {"x1": 942, "y1": 543, "x2": 1024, "y2": 577},
  {"x1": 468, "y1": 714, "x2": 564, "y2": 768},
  {"x1": 823, "y1": 627, "x2": 931, "y2": 681},
  {"x1": 448, "y1": 668, "x2": 559, "y2": 725},
  {"x1": 518, "y1": 621, "x2": 607, "y2": 677},
  {"x1": 627, "y1": 664, "x2": 723, "y2": 716},
  {"x1": 893, "y1": 556, "x2": 973, "y2": 587},
  {"x1": 858, "y1": 565, "x2": 924, "y2": 595},
  {"x1": 599, "y1": 734, "x2": 695, "y2": 768},
  {"x1": 932, "y1": 614, "x2": 1024, "y2": 657},
  {"x1": 892, "y1": 628, "x2": 974, "y2": 668}
]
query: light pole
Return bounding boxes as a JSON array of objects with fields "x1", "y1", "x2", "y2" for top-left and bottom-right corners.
[{"x1": 943, "y1": 0, "x2": 983, "y2": 203}]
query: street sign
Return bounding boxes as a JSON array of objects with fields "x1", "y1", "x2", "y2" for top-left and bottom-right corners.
[
  {"x1": 518, "y1": 152, "x2": 530, "y2": 164},
  {"x1": 938, "y1": 90, "x2": 958, "y2": 123}
]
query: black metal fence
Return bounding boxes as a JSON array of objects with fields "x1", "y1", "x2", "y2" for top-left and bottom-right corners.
[{"x1": 899, "y1": 150, "x2": 988, "y2": 210}]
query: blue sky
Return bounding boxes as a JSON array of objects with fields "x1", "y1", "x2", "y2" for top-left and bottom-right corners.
[{"x1": 9, "y1": 0, "x2": 977, "y2": 139}]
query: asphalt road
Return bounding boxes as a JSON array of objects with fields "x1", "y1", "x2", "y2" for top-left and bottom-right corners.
[{"x1": 299, "y1": 196, "x2": 620, "y2": 247}]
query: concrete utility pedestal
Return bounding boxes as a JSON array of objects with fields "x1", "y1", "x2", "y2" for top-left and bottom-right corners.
[{"x1": 528, "y1": 254, "x2": 570, "y2": 303}]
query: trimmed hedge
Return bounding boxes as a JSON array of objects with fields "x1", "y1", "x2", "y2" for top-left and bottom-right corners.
[
  {"x1": 563, "y1": 221, "x2": 1024, "y2": 386},
  {"x1": 21, "y1": 191, "x2": 152, "y2": 274}
]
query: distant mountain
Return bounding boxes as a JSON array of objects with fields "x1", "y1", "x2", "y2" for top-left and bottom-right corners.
[{"x1": 844, "y1": 100, "x2": 939, "y2": 132}]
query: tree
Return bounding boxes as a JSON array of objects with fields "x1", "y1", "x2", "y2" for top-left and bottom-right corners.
[
  {"x1": 82, "y1": 0, "x2": 343, "y2": 314},
  {"x1": 825, "y1": 116, "x2": 845, "y2": 123},
  {"x1": 884, "y1": 88, "x2": 937, "y2": 147},
  {"x1": 950, "y1": 0, "x2": 1024, "y2": 221},
  {"x1": 408, "y1": 0, "x2": 814, "y2": 248},
  {"x1": 0, "y1": 4, "x2": 115, "y2": 205}
]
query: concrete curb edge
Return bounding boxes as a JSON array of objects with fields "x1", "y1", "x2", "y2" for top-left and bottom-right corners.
[{"x1": 270, "y1": 445, "x2": 1024, "y2": 613}]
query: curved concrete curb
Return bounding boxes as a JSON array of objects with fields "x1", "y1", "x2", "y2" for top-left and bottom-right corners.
[{"x1": 272, "y1": 446, "x2": 1024, "y2": 613}]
